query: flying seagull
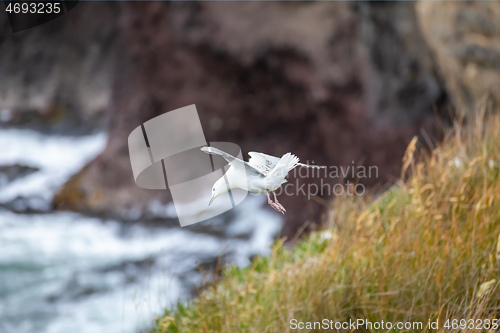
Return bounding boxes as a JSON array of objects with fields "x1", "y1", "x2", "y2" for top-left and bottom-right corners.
[{"x1": 201, "y1": 146, "x2": 326, "y2": 214}]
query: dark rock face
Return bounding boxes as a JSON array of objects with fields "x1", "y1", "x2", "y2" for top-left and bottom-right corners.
[
  {"x1": 3, "y1": 2, "x2": 450, "y2": 236},
  {"x1": 0, "y1": 164, "x2": 39, "y2": 185},
  {"x1": 0, "y1": 2, "x2": 117, "y2": 134},
  {"x1": 355, "y1": 2, "x2": 446, "y2": 125},
  {"x1": 0, "y1": 164, "x2": 46, "y2": 213}
]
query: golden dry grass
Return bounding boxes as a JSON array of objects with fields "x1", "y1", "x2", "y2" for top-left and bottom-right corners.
[{"x1": 154, "y1": 106, "x2": 500, "y2": 332}]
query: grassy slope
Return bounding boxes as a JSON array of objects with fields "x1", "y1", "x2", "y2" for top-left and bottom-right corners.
[{"x1": 154, "y1": 110, "x2": 500, "y2": 332}]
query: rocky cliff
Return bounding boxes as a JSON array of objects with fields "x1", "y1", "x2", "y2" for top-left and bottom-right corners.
[{"x1": 3, "y1": 2, "x2": 498, "y2": 236}]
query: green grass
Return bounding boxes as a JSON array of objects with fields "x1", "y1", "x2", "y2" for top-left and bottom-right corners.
[{"x1": 153, "y1": 107, "x2": 500, "y2": 332}]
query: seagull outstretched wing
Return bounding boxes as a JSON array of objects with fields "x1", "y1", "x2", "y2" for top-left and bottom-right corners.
[
  {"x1": 202, "y1": 147, "x2": 326, "y2": 177},
  {"x1": 267, "y1": 152, "x2": 300, "y2": 178},
  {"x1": 297, "y1": 162, "x2": 327, "y2": 169},
  {"x1": 201, "y1": 147, "x2": 263, "y2": 175},
  {"x1": 249, "y1": 151, "x2": 326, "y2": 175},
  {"x1": 248, "y1": 152, "x2": 281, "y2": 176}
]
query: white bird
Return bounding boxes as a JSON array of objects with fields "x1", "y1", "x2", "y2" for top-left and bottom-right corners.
[{"x1": 201, "y1": 146, "x2": 326, "y2": 214}]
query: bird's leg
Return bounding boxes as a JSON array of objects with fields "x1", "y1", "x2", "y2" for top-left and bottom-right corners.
[
  {"x1": 266, "y1": 190, "x2": 279, "y2": 211},
  {"x1": 266, "y1": 190, "x2": 273, "y2": 205},
  {"x1": 272, "y1": 191, "x2": 286, "y2": 213},
  {"x1": 266, "y1": 190, "x2": 285, "y2": 214}
]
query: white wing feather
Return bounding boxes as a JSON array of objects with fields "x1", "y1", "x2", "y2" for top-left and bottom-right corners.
[
  {"x1": 248, "y1": 152, "x2": 281, "y2": 176},
  {"x1": 201, "y1": 147, "x2": 263, "y2": 175},
  {"x1": 202, "y1": 147, "x2": 326, "y2": 178},
  {"x1": 267, "y1": 153, "x2": 299, "y2": 178},
  {"x1": 250, "y1": 151, "x2": 326, "y2": 173}
]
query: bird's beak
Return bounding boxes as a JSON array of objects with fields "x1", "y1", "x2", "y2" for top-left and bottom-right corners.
[{"x1": 209, "y1": 195, "x2": 215, "y2": 206}]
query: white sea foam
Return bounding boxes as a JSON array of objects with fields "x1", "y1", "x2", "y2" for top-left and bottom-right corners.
[
  {"x1": 0, "y1": 129, "x2": 107, "y2": 204},
  {"x1": 0, "y1": 129, "x2": 282, "y2": 333}
]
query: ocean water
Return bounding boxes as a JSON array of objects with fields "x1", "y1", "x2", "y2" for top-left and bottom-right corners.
[{"x1": 0, "y1": 129, "x2": 281, "y2": 333}]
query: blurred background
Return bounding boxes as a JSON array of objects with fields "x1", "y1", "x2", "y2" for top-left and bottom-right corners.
[{"x1": 0, "y1": 1, "x2": 499, "y2": 332}]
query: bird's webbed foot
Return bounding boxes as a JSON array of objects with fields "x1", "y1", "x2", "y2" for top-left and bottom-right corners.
[
  {"x1": 267, "y1": 190, "x2": 286, "y2": 214},
  {"x1": 271, "y1": 202, "x2": 286, "y2": 214},
  {"x1": 273, "y1": 191, "x2": 286, "y2": 213}
]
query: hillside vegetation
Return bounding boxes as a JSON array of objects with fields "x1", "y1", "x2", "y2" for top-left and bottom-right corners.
[{"x1": 154, "y1": 107, "x2": 500, "y2": 332}]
